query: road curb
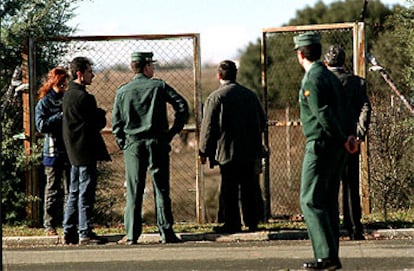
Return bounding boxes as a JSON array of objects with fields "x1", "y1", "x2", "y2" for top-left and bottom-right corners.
[
  {"x1": 371, "y1": 228, "x2": 414, "y2": 239},
  {"x1": 3, "y1": 228, "x2": 413, "y2": 247},
  {"x1": 2, "y1": 236, "x2": 62, "y2": 247}
]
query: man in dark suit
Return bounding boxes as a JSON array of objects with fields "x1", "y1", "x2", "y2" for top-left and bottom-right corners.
[
  {"x1": 199, "y1": 60, "x2": 266, "y2": 233},
  {"x1": 62, "y1": 56, "x2": 110, "y2": 245},
  {"x1": 324, "y1": 44, "x2": 371, "y2": 240}
]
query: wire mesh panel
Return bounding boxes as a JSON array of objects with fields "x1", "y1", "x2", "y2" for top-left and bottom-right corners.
[
  {"x1": 33, "y1": 34, "x2": 201, "y2": 224},
  {"x1": 262, "y1": 24, "x2": 358, "y2": 217}
]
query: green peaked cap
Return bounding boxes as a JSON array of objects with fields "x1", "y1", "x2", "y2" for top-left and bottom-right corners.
[
  {"x1": 293, "y1": 31, "x2": 321, "y2": 50},
  {"x1": 131, "y1": 52, "x2": 157, "y2": 62}
]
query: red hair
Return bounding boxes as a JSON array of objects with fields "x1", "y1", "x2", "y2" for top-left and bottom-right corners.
[{"x1": 37, "y1": 67, "x2": 69, "y2": 100}]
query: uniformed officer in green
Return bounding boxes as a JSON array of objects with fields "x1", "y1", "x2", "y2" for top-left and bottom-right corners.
[
  {"x1": 112, "y1": 52, "x2": 189, "y2": 245},
  {"x1": 294, "y1": 32, "x2": 358, "y2": 270}
]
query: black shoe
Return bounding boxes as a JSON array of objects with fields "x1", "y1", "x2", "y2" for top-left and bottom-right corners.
[
  {"x1": 350, "y1": 232, "x2": 365, "y2": 240},
  {"x1": 162, "y1": 234, "x2": 182, "y2": 244},
  {"x1": 246, "y1": 225, "x2": 259, "y2": 232},
  {"x1": 62, "y1": 234, "x2": 78, "y2": 245},
  {"x1": 213, "y1": 225, "x2": 241, "y2": 234},
  {"x1": 303, "y1": 258, "x2": 342, "y2": 270},
  {"x1": 117, "y1": 236, "x2": 138, "y2": 245},
  {"x1": 79, "y1": 232, "x2": 107, "y2": 245}
]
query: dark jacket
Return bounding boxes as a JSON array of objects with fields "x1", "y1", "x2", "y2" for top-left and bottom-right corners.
[
  {"x1": 329, "y1": 67, "x2": 371, "y2": 139},
  {"x1": 62, "y1": 81, "x2": 110, "y2": 166},
  {"x1": 199, "y1": 81, "x2": 266, "y2": 165},
  {"x1": 35, "y1": 90, "x2": 67, "y2": 166}
]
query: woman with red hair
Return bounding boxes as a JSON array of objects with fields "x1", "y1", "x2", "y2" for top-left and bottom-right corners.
[{"x1": 35, "y1": 67, "x2": 70, "y2": 236}]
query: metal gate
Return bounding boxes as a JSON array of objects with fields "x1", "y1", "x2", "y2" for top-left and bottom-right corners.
[
  {"x1": 261, "y1": 23, "x2": 368, "y2": 218},
  {"x1": 28, "y1": 34, "x2": 204, "y2": 224}
]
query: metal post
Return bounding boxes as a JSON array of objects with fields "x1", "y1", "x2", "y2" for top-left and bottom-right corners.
[
  {"x1": 193, "y1": 34, "x2": 205, "y2": 223},
  {"x1": 353, "y1": 22, "x2": 371, "y2": 215},
  {"x1": 261, "y1": 31, "x2": 271, "y2": 221},
  {"x1": 22, "y1": 37, "x2": 40, "y2": 226}
]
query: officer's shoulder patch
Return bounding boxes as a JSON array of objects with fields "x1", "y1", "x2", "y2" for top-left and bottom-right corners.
[{"x1": 304, "y1": 90, "x2": 311, "y2": 97}]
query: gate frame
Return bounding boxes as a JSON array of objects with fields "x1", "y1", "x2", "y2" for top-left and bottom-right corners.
[
  {"x1": 261, "y1": 22, "x2": 370, "y2": 219},
  {"x1": 23, "y1": 33, "x2": 205, "y2": 225}
]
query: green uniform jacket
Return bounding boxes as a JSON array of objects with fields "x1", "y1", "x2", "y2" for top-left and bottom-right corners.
[
  {"x1": 112, "y1": 74, "x2": 189, "y2": 149},
  {"x1": 299, "y1": 61, "x2": 349, "y2": 144}
]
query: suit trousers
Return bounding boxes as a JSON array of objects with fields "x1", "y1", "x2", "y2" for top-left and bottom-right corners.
[
  {"x1": 342, "y1": 152, "x2": 363, "y2": 236},
  {"x1": 219, "y1": 160, "x2": 260, "y2": 229},
  {"x1": 300, "y1": 139, "x2": 346, "y2": 260},
  {"x1": 123, "y1": 138, "x2": 175, "y2": 242}
]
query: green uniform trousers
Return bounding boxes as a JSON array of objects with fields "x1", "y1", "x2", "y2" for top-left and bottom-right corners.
[
  {"x1": 300, "y1": 139, "x2": 347, "y2": 260},
  {"x1": 123, "y1": 138, "x2": 175, "y2": 242}
]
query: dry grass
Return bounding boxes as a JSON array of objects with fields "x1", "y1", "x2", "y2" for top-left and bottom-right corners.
[{"x1": 3, "y1": 210, "x2": 413, "y2": 237}]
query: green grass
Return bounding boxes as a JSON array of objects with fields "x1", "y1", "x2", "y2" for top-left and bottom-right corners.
[
  {"x1": 361, "y1": 210, "x2": 414, "y2": 229},
  {"x1": 1, "y1": 222, "x2": 306, "y2": 237}
]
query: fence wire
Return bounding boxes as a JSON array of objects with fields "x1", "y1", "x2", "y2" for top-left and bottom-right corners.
[
  {"x1": 26, "y1": 25, "x2": 412, "y2": 227},
  {"x1": 33, "y1": 35, "x2": 201, "y2": 224},
  {"x1": 262, "y1": 24, "x2": 356, "y2": 217}
]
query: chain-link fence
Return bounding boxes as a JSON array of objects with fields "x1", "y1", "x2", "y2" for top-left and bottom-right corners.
[
  {"x1": 31, "y1": 34, "x2": 202, "y2": 224},
  {"x1": 261, "y1": 23, "x2": 364, "y2": 217},
  {"x1": 24, "y1": 24, "x2": 411, "y2": 227}
]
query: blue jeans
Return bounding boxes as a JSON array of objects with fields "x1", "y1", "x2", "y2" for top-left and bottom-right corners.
[{"x1": 63, "y1": 164, "x2": 97, "y2": 238}]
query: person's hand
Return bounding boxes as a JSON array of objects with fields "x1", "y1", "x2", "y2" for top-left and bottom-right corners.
[
  {"x1": 199, "y1": 156, "x2": 207, "y2": 165},
  {"x1": 344, "y1": 135, "x2": 359, "y2": 154}
]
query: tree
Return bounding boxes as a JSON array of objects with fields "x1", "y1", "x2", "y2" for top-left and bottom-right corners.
[
  {"x1": 0, "y1": 0, "x2": 81, "y2": 224},
  {"x1": 238, "y1": 40, "x2": 261, "y2": 96},
  {"x1": 289, "y1": 0, "x2": 393, "y2": 46},
  {"x1": 367, "y1": 1, "x2": 414, "y2": 218},
  {"x1": 237, "y1": 0, "x2": 398, "y2": 109},
  {"x1": 371, "y1": 3, "x2": 413, "y2": 99}
]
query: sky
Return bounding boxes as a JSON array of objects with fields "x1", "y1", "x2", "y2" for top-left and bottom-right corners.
[{"x1": 68, "y1": 0, "x2": 406, "y2": 64}]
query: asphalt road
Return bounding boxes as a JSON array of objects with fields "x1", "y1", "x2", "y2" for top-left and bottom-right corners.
[{"x1": 2, "y1": 239, "x2": 414, "y2": 271}]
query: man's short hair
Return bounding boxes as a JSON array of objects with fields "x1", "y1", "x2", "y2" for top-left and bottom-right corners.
[
  {"x1": 297, "y1": 43, "x2": 322, "y2": 62},
  {"x1": 325, "y1": 45, "x2": 346, "y2": 67},
  {"x1": 218, "y1": 60, "x2": 237, "y2": 81},
  {"x1": 70, "y1": 57, "x2": 93, "y2": 79}
]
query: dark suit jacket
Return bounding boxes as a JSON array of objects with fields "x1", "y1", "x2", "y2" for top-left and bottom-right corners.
[
  {"x1": 329, "y1": 68, "x2": 371, "y2": 139},
  {"x1": 199, "y1": 81, "x2": 266, "y2": 166},
  {"x1": 62, "y1": 81, "x2": 110, "y2": 166}
]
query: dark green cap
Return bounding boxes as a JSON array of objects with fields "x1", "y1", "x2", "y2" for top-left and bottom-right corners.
[
  {"x1": 293, "y1": 31, "x2": 321, "y2": 50},
  {"x1": 131, "y1": 52, "x2": 157, "y2": 63}
]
